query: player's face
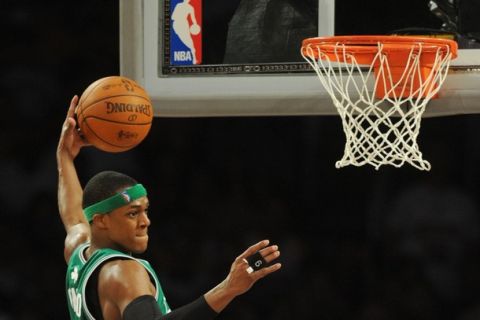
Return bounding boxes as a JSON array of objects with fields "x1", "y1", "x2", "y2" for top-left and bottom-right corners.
[{"x1": 105, "y1": 196, "x2": 151, "y2": 254}]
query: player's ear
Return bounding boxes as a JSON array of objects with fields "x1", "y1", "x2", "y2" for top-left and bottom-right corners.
[{"x1": 92, "y1": 214, "x2": 108, "y2": 229}]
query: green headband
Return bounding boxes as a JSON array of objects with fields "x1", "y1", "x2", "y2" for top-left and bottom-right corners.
[{"x1": 84, "y1": 184, "x2": 147, "y2": 222}]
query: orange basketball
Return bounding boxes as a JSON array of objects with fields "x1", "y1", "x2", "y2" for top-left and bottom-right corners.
[{"x1": 76, "y1": 76, "x2": 153, "y2": 153}]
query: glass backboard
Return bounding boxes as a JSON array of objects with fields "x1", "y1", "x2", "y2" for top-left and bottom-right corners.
[{"x1": 120, "y1": 0, "x2": 480, "y2": 117}]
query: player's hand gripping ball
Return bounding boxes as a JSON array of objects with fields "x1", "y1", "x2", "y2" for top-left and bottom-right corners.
[{"x1": 75, "y1": 76, "x2": 153, "y2": 153}]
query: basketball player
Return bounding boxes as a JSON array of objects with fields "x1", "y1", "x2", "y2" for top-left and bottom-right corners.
[{"x1": 57, "y1": 95, "x2": 282, "y2": 319}]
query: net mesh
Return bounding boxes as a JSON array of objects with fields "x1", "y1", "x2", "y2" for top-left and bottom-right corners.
[{"x1": 302, "y1": 40, "x2": 454, "y2": 170}]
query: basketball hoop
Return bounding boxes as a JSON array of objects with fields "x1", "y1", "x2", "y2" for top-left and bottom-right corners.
[{"x1": 301, "y1": 35, "x2": 457, "y2": 170}]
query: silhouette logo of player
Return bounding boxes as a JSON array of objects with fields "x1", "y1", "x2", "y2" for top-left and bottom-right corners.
[{"x1": 172, "y1": 0, "x2": 201, "y2": 64}]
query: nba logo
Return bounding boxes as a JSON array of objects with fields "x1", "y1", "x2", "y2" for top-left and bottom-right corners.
[
  {"x1": 120, "y1": 190, "x2": 131, "y2": 203},
  {"x1": 170, "y1": 0, "x2": 202, "y2": 65}
]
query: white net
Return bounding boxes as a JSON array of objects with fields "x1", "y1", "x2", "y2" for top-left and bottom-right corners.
[{"x1": 302, "y1": 39, "x2": 454, "y2": 170}]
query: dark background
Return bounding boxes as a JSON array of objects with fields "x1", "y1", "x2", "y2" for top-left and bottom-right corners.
[{"x1": 2, "y1": 1, "x2": 480, "y2": 319}]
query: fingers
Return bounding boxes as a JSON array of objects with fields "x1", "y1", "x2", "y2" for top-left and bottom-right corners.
[
  {"x1": 67, "y1": 95, "x2": 79, "y2": 118},
  {"x1": 238, "y1": 240, "x2": 270, "y2": 260},
  {"x1": 251, "y1": 262, "x2": 282, "y2": 280},
  {"x1": 259, "y1": 245, "x2": 280, "y2": 264},
  {"x1": 58, "y1": 95, "x2": 90, "y2": 152},
  {"x1": 239, "y1": 240, "x2": 280, "y2": 264},
  {"x1": 62, "y1": 95, "x2": 78, "y2": 131},
  {"x1": 238, "y1": 240, "x2": 281, "y2": 277}
]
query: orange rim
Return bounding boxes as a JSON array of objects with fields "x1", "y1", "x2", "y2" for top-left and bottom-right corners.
[
  {"x1": 302, "y1": 35, "x2": 458, "y2": 99},
  {"x1": 301, "y1": 35, "x2": 458, "y2": 61}
]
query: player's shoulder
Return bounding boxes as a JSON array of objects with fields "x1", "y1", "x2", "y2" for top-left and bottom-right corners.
[
  {"x1": 99, "y1": 258, "x2": 150, "y2": 285},
  {"x1": 98, "y1": 258, "x2": 155, "y2": 301}
]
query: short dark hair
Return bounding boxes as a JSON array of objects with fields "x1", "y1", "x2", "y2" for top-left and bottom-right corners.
[{"x1": 83, "y1": 171, "x2": 138, "y2": 208}]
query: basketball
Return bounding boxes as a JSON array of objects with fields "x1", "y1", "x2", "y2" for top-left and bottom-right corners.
[
  {"x1": 190, "y1": 24, "x2": 201, "y2": 35},
  {"x1": 76, "y1": 76, "x2": 153, "y2": 153}
]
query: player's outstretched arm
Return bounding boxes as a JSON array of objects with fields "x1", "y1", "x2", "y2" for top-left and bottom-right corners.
[
  {"x1": 121, "y1": 240, "x2": 281, "y2": 320},
  {"x1": 204, "y1": 239, "x2": 282, "y2": 313},
  {"x1": 57, "y1": 95, "x2": 91, "y2": 263}
]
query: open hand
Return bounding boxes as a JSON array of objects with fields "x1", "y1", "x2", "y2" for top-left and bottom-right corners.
[{"x1": 224, "y1": 239, "x2": 281, "y2": 297}]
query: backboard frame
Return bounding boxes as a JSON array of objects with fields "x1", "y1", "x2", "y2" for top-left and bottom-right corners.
[{"x1": 120, "y1": 0, "x2": 480, "y2": 118}]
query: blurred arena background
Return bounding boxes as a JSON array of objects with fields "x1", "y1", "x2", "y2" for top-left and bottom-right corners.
[{"x1": 2, "y1": 1, "x2": 480, "y2": 319}]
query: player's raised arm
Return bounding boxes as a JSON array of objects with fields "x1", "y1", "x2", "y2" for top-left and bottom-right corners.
[{"x1": 57, "y1": 95, "x2": 91, "y2": 263}]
